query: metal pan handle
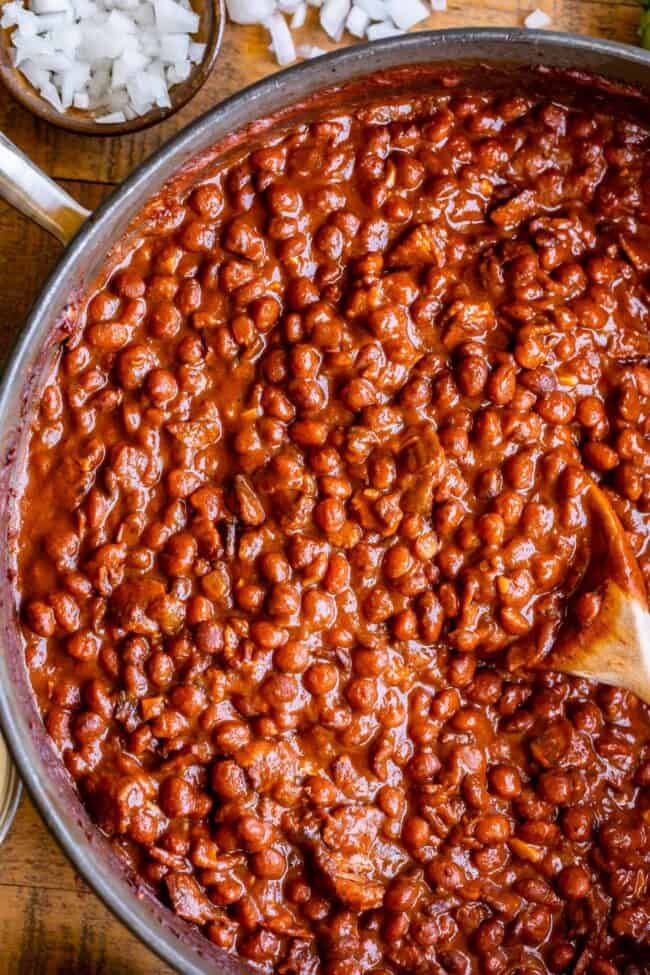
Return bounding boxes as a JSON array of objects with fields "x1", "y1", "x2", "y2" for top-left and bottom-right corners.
[
  {"x1": 0, "y1": 736, "x2": 20, "y2": 847},
  {"x1": 0, "y1": 131, "x2": 90, "y2": 245}
]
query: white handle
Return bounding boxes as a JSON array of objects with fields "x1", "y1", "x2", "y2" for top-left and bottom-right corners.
[{"x1": 0, "y1": 131, "x2": 90, "y2": 244}]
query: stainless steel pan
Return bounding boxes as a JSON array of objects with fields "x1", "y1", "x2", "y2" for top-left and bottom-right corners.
[{"x1": 0, "y1": 28, "x2": 648, "y2": 974}]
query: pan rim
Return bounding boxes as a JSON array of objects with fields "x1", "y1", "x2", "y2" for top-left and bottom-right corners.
[{"x1": 0, "y1": 28, "x2": 649, "y2": 975}]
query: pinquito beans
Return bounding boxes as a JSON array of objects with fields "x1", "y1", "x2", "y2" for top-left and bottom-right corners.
[{"x1": 18, "y1": 81, "x2": 650, "y2": 975}]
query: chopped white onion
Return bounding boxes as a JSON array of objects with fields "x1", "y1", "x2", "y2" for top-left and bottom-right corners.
[
  {"x1": 49, "y1": 23, "x2": 83, "y2": 51},
  {"x1": 263, "y1": 11, "x2": 295, "y2": 63},
  {"x1": 36, "y1": 11, "x2": 74, "y2": 31},
  {"x1": 130, "y1": 3, "x2": 154, "y2": 22},
  {"x1": 289, "y1": 1, "x2": 305, "y2": 26},
  {"x1": 8, "y1": 0, "x2": 490, "y2": 93},
  {"x1": 12, "y1": 35, "x2": 52, "y2": 62},
  {"x1": 72, "y1": 0, "x2": 98, "y2": 15},
  {"x1": 296, "y1": 42, "x2": 324, "y2": 56},
  {"x1": 19, "y1": 57, "x2": 49, "y2": 88},
  {"x1": 112, "y1": 48, "x2": 147, "y2": 84},
  {"x1": 524, "y1": 7, "x2": 551, "y2": 27},
  {"x1": 14, "y1": 16, "x2": 40, "y2": 37},
  {"x1": 138, "y1": 30, "x2": 160, "y2": 54},
  {"x1": 125, "y1": 73, "x2": 152, "y2": 112},
  {"x1": 345, "y1": 4, "x2": 368, "y2": 36},
  {"x1": 319, "y1": 0, "x2": 348, "y2": 40},
  {"x1": 166, "y1": 58, "x2": 190, "y2": 81},
  {"x1": 106, "y1": 7, "x2": 137, "y2": 29},
  {"x1": 7, "y1": 0, "x2": 205, "y2": 118},
  {"x1": 30, "y1": 0, "x2": 71, "y2": 14},
  {"x1": 188, "y1": 40, "x2": 205, "y2": 60},
  {"x1": 222, "y1": 0, "x2": 443, "y2": 68},
  {"x1": 27, "y1": 49, "x2": 74, "y2": 69},
  {"x1": 158, "y1": 32, "x2": 190, "y2": 61},
  {"x1": 39, "y1": 78, "x2": 64, "y2": 107},
  {"x1": 1, "y1": 2, "x2": 26, "y2": 26},
  {"x1": 153, "y1": 0, "x2": 198, "y2": 32},
  {"x1": 225, "y1": 0, "x2": 275, "y2": 23},
  {"x1": 385, "y1": 0, "x2": 426, "y2": 29},
  {"x1": 59, "y1": 61, "x2": 89, "y2": 103},
  {"x1": 353, "y1": 0, "x2": 386, "y2": 20},
  {"x1": 366, "y1": 18, "x2": 402, "y2": 37}
]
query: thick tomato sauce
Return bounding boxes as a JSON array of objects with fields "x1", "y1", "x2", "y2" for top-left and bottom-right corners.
[{"x1": 17, "y1": 77, "x2": 650, "y2": 974}]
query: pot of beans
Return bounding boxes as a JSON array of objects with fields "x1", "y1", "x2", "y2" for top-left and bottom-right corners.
[{"x1": 2, "y1": 27, "x2": 650, "y2": 975}]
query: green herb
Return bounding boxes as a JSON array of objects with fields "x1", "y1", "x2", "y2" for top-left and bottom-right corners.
[{"x1": 639, "y1": 0, "x2": 650, "y2": 49}]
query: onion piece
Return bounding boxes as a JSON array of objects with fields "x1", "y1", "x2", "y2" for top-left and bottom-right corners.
[
  {"x1": 319, "y1": 0, "x2": 349, "y2": 40},
  {"x1": 166, "y1": 58, "x2": 190, "y2": 81},
  {"x1": 11, "y1": 34, "x2": 52, "y2": 62},
  {"x1": 106, "y1": 7, "x2": 137, "y2": 29},
  {"x1": 59, "y1": 61, "x2": 89, "y2": 103},
  {"x1": 158, "y1": 32, "x2": 190, "y2": 61},
  {"x1": 264, "y1": 10, "x2": 296, "y2": 64},
  {"x1": 111, "y1": 48, "x2": 147, "y2": 85},
  {"x1": 49, "y1": 22, "x2": 83, "y2": 51},
  {"x1": 39, "y1": 77, "x2": 64, "y2": 107},
  {"x1": 353, "y1": 0, "x2": 385, "y2": 19},
  {"x1": 225, "y1": 0, "x2": 275, "y2": 23},
  {"x1": 153, "y1": 0, "x2": 198, "y2": 31},
  {"x1": 30, "y1": 0, "x2": 71, "y2": 13},
  {"x1": 345, "y1": 4, "x2": 368, "y2": 36},
  {"x1": 130, "y1": 2, "x2": 154, "y2": 22},
  {"x1": 27, "y1": 49, "x2": 75, "y2": 69},
  {"x1": 296, "y1": 42, "x2": 325, "y2": 56},
  {"x1": 524, "y1": 7, "x2": 551, "y2": 27},
  {"x1": 37, "y1": 11, "x2": 74, "y2": 31},
  {"x1": 290, "y1": 1, "x2": 306, "y2": 27},
  {"x1": 188, "y1": 40, "x2": 205, "y2": 60},
  {"x1": 385, "y1": 0, "x2": 427, "y2": 29},
  {"x1": 19, "y1": 57, "x2": 50, "y2": 88},
  {"x1": 78, "y1": 23, "x2": 125, "y2": 59},
  {"x1": 73, "y1": 0, "x2": 99, "y2": 14},
  {"x1": 366, "y1": 18, "x2": 402, "y2": 37},
  {"x1": 1, "y1": 1, "x2": 27, "y2": 26}
]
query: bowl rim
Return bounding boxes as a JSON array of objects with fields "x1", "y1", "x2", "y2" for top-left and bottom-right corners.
[
  {"x1": 0, "y1": 0, "x2": 225, "y2": 135},
  {"x1": 1, "y1": 27, "x2": 650, "y2": 974}
]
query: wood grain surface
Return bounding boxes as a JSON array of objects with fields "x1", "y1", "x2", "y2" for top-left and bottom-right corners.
[{"x1": 0, "y1": 3, "x2": 639, "y2": 972}]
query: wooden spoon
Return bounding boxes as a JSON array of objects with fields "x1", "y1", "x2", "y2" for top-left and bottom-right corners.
[{"x1": 550, "y1": 480, "x2": 650, "y2": 704}]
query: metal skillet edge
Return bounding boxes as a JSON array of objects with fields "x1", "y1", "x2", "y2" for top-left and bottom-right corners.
[{"x1": 0, "y1": 29, "x2": 649, "y2": 975}]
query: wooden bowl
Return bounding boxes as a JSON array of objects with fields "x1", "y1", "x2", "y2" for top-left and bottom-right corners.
[{"x1": 0, "y1": 0, "x2": 224, "y2": 134}]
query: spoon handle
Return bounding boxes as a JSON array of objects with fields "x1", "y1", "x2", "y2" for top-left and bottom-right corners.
[{"x1": 0, "y1": 132, "x2": 89, "y2": 244}]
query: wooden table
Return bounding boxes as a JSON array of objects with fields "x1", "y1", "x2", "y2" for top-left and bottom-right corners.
[{"x1": 0, "y1": 2, "x2": 640, "y2": 970}]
